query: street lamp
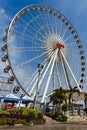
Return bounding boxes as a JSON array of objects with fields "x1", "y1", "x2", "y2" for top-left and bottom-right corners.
[{"x1": 34, "y1": 64, "x2": 43, "y2": 109}]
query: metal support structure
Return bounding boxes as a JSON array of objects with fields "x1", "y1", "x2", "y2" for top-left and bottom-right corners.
[
  {"x1": 60, "y1": 50, "x2": 82, "y2": 92},
  {"x1": 60, "y1": 51, "x2": 71, "y2": 89},
  {"x1": 34, "y1": 64, "x2": 43, "y2": 109},
  {"x1": 41, "y1": 49, "x2": 58, "y2": 103}
]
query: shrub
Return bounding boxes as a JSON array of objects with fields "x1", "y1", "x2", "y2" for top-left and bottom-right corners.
[
  {"x1": 0, "y1": 109, "x2": 10, "y2": 114},
  {"x1": 57, "y1": 115, "x2": 67, "y2": 122},
  {"x1": 0, "y1": 118, "x2": 7, "y2": 125},
  {"x1": 0, "y1": 108, "x2": 45, "y2": 125},
  {"x1": 37, "y1": 112, "x2": 43, "y2": 120},
  {"x1": 27, "y1": 111, "x2": 36, "y2": 121},
  {"x1": 15, "y1": 119, "x2": 27, "y2": 125}
]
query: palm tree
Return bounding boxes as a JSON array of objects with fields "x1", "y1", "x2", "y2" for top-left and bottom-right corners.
[
  {"x1": 66, "y1": 87, "x2": 80, "y2": 115},
  {"x1": 50, "y1": 87, "x2": 67, "y2": 112}
]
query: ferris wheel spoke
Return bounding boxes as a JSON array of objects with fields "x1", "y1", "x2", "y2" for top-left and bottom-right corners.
[
  {"x1": 63, "y1": 34, "x2": 73, "y2": 43},
  {"x1": 61, "y1": 50, "x2": 79, "y2": 69},
  {"x1": 51, "y1": 17, "x2": 55, "y2": 34},
  {"x1": 42, "y1": 51, "x2": 55, "y2": 66},
  {"x1": 23, "y1": 70, "x2": 37, "y2": 88},
  {"x1": 26, "y1": 73, "x2": 38, "y2": 93},
  {"x1": 10, "y1": 29, "x2": 45, "y2": 47},
  {"x1": 39, "y1": 12, "x2": 53, "y2": 35},
  {"x1": 28, "y1": 11, "x2": 49, "y2": 36},
  {"x1": 10, "y1": 49, "x2": 42, "y2": 53},
  {"x1": 25, "y1": 20, "x2": 47, "y2": 40},
  {"x1": 28, "y1": 77, "x2": 38, "y2": 96},
  {"x1": 13, "y1": 52, "x2": 46, "y2": 69},
  {"x1": 24, "y1": 69, "x2": 38, "y2": 92},
  {"x1": 60, "y1": 50, "x2": 82, "y2": 91},
  {"x1": 15, "y1": 15, "x2": 47, "y2": 40},
  {"x1": 42, "y1": 15, "x2": 52, "y2": 35},
  {"x1": 63, "y1": 48, "x2": 79, "y2": 59},
  {"x1": 54, "y1": 16, "x2": 58, "y2": 35},
  {"x1": 14, "y1": 70, "x2": 30, "y2": 77},
  {"x1": 47, "y1": 12, "x2": 54, "y2": 34},
  {"x1": 9, "y1": 46, "x2": 44, "y2": 53},
  {"x1": 65, "y1": 42, "x2": 76, "y2": 46},
  {"x1": 52, "y1": 15, "x2": 57, "y2": 34},
  {"x1": 32, "y1": 13, "x2": 52, "y2": 36},
  {"x1": 57, "y1": 20, "x2": 62, "y2": 36},
  {"x1": 61, "y1": 27, "x2": 69, "y2": 39},
  {"x1": 26, "y1": 12, "x2": 51, "y2": 36},
  {"x1": 13, "y1": 49, "x2": 53, "y2": 70}
]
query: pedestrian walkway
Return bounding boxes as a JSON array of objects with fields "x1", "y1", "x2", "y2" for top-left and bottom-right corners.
[{"x1": 67, "y1": 116, "x2": 87, "y2": 122}]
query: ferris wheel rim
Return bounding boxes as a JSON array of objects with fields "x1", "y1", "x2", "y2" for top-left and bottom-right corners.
[{"x1": 2, "y1": 4, "x2": 86, "y2": 102}]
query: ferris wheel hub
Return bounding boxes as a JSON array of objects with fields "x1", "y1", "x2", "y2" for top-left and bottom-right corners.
[{"x1": 56, "y1": 42, "x2": 65, "y2": 48}]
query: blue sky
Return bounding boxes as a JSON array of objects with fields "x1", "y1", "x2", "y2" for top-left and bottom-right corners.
[
  {"x1": 0, "y1": 0, "x2": 87, "y2": 54},
  {"x1": 0, "y1": 0, "x2": 87, "y2": 93}
]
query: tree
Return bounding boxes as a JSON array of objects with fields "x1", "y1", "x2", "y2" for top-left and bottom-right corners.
[
  {"x1": 62, "y1": 103, "x2": 67, "y2": 115},
  {"x1": 50, "y1": 87, "x2": 67, "y2": 112},
  {"x1": 66, "y1": 87, "x2": 80, "y2": 115}
]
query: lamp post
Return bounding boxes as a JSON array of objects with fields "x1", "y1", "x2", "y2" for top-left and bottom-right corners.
[{"x1": 34, "y1": 64, "x2": 43, "y2": 109}]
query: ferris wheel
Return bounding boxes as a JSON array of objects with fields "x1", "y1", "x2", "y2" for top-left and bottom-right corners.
[{"x1": 2, "y1": 4, "x2": 86, "y2": 103}]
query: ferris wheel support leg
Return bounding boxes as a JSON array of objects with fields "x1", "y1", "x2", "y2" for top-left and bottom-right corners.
[
  {"x1": 52, "y1": 68, "x2": 55, "y2": 91},
  {"x1": 60, "y1": 50, "x2": 82, "y2": 92},
  {"x1": 31, "y1": 51, "x2": 54, "y2": 97},
  {"x1": 41, "y1": 49, "x2": 58, "y2": 103},
  {"x1": 60, "y1": 54, "x2": 70, "y2": 89},
  {"x1": 55, "y1": 61, "x2": 62, "y2": 87},
  {"x1": 37, "y1": 53, "x2": 54, "y2": 91}
]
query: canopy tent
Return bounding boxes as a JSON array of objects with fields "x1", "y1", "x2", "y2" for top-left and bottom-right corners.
[
  {"x1": 0, "y1": 94, "x2": 34, "y2": 102},
  {"x1": 0, "y1": 94, "x2": 20, "y2": 101},
  {"x1": 20, "y1": 95, "x2": 34, "y2": 102}
]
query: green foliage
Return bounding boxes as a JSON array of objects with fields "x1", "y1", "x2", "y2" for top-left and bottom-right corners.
[
  {"x1": 0, "y1": 109, "x2": 10, "y2": 114},
  {"x1": 50, "y1": 87, "x2": 67, "y2": 105},
  {"x1": 7, "y1": 118, "x2": 16, "y2": 125},
  {"x1": 27, "y1": 111, "x2": 36, "y2": 121},
  {"x1": 46, "y1": 111, "x2": 67, "y2": 122},
  {"x1": 57, "y1": 114, "x2": 67, "y2": 122},
  {"x1": 45, "y1": 106, "x2": 50, "y2": 113},
  {"x1": 37, "y1": 112, "x2": 43, "y2": 120},
  {"x1": 0, "y1": 118, "x2": 7, "y2": 125},
  {"x1": 0, "y1": 108, "x2": 45, "y2": 125},
  {"x1": 62, "y1": 103, "x2": 67, "y2": 112},
  {"x1": 15, "y1": 119, "x2": 27, "y2": 125}
]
